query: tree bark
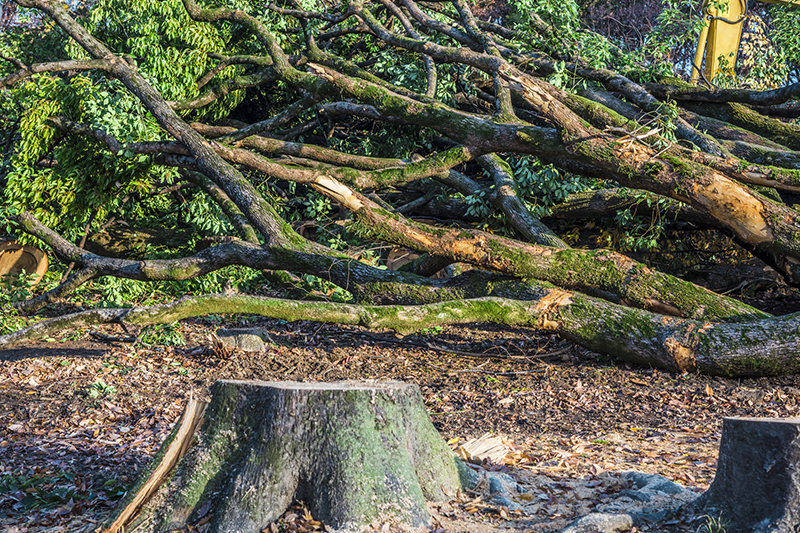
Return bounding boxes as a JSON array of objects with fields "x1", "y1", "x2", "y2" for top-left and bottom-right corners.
[
  {"x1": 0, "y1": 287, "x2": 796, "y2": 377},
  {"x1": 114, "y1": 380, "x2": 464, "y2": 533},
  {"x1": 8, "y1": 0, "x2": 800, "y2": 377},
  {"x1": 693, "y1": 417, "x2": 800, "y2": 533}
]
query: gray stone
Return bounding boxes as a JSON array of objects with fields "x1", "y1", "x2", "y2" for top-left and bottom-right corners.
[
  {"x1": 621, "y1": 471, "x2": 687, "y2": 495},
  {"x1": 216, "y1": 327, "x2": 273, "y2": 352},
  {"x1": 557, "y1": 512, "x2": 633, "y2": 533},
  {"x1": 467, "y1": 471, "x2": 524, "y2": 510}
]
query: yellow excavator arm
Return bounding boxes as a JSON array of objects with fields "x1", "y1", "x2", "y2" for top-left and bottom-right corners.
[{"x1": 691, "y1": 0, "x2": 800, "y2": 83}]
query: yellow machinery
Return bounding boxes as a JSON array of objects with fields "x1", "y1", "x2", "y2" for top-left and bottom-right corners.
[{"x1": 691, "y1": 0, "x2": 800, "y2": 83}]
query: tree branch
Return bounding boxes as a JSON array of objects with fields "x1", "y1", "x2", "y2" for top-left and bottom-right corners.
[
  {"x1": 644, "y1": 82, "x2": 800, "y2": 106},
  {"x1": 0, "y1": 58, "x2": 112, "y2": 88}
]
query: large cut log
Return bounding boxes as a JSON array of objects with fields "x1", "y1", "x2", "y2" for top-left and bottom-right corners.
[
  {"x1": 694, "y1": 417, "x2": 800, "y2": 533},
  {"x1": 109, "y1": 380, "x2": 465, "y2": 533},
  {"x1": 0, "y1": 240, "x2": 48, "y2": 285}
]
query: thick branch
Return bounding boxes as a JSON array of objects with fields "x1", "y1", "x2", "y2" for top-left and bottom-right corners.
[
  {"x1": 192, "y1": 122, "x2": 403, "y2": 170},
  {"x1": 170, "y1": 68, "x2": 279, "y2": 111},
  {"x1": 339, "y1": 188, "x2": 766, "y2": 321},
  {"x1": 644, "y1": 82, "x2": 800, "y2": 106},
  {"x1": 15, "y1": 267, "x2": 98, "y2": 313},
  {"x1": 218, "y1": 95, "x2": 320, "y2": 141},
  {"x1": 182, "y1": 171, "x2": 260, "y2": 244},
  {"x1": 478, "y1": 154, "x2": 566, "y2": 247},
  {"x1": 680, "y1": 102, "x2": 800, "y2": 152}
]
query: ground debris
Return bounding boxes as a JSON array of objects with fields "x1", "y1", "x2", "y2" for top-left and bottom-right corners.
[{"x1": 3, "y1": 319, "x2": 800, "y2": 532}]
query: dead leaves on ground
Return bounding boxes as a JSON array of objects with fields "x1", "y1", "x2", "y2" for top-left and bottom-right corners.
[{"x1": 3, "y1": 320, "x2": 800, "y2": 532}]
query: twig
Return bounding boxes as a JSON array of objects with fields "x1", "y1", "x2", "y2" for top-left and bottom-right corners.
[
  {"x1": 425, "y1": 341, "x2": 571, "y2": 360},
  {"x1": 424, "y1": 362, "x2": 545, "y2": 376},
  {"x1": 353, "y1": 330, "x2": 571, "y2": 360},
  {"x1": 89, "y1": 331, "x2": 136, "y2": 343}
]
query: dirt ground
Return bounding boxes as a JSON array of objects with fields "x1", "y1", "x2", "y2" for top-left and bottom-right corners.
[{"x1": 2, "y1": 317, "x2": 800, "y2": 533}]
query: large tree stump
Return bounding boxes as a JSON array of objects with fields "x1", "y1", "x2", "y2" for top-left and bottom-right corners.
[
  {"x1": 696, "y1": 417, "x2": 800, "y2": 533},
  {"x1": 114, "y1": 380, "x2": 465, "y2": 533}
]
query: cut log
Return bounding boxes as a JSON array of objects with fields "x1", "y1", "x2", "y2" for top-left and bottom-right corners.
[
  {"x1": 695, "y1": 417, "x2": 800, "y2": 533},
  {"x1": 112, "y1": 380, "x2": 465, "y2": 533},
  {"x1": 0, "y1": 240, "x2": 48, "y2": 285}
]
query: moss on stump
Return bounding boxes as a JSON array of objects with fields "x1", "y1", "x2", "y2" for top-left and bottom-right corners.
[{"x1": 122, "y1": 380, "x2": 464, "y2": 533}]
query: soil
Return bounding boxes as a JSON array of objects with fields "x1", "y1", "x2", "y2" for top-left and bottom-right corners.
[{"x1": 2, "y1": 318, "x2": 800, "y2": 533}]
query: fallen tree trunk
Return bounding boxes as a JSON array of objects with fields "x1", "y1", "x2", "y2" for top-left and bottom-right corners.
[
  {"x1": 1, "y1": 283, "x2": 797, "y2": 377},
  {"x1": 692, "y1": 417, "x2": 800, "y2": 533},
  {"x1": 6, "y1": 0, "x2": 800, "y2": 377},
  {"x1": 107, "y1": 380, "x2": 464, "y2": 533}
]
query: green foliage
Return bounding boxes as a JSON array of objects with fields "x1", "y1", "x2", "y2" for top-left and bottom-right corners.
[
  {"x1": 462, "y1": 157, "x2": 594, "y2": 237},
  {"x1": 511, "y1": 158, "x2": 591, "y2": 219},
  {"x1": 0, "y1": 13, "x2": 72, "y2": 78},
  {"x1": 372, "y1": 48, "x2": 430, "y2": 96},
  {"x1": 90, "y1": 0, "x2": 227, "y2": 103},
  {"x1": 0, "y1": 472, "x2": 78, "y2": 510},
  {"x1": 85, "y1": 379, "x2": 118, "y2": 398},
  {"x1": 299, "y1": 273, "x2": 352, "y2": 302},
  {"x1": 507, "y1": 0, "x2": 623, "y2": 71},
  {"x1": 0, "y1": 0, "x2": 288, "y2": 248},
  {"x1": 138, "y1": 322, "x2": 186, "y2": 346},
  {"x1": 465, "y1": 189, "x2": 492, "y2": 219},
  {"x1": 2, "y1": 74, "x2": 169, "y2": 241},
  {"x1": 90, "y1": 264, "x2": 269, "y2": 309},
  {"x1": 1, "y1": 270, "x2": 36, "y2": 303},
  {"x1": 509, "y1": 0, "x2": 579, "y2": 33},
  {"x1": 0, "y1": 271, "x2": 40, "y2": 335},
  {"x1": 643, "y1": 0, "x2": 703, "y2": 66},
  {"x1": 613, "y1": 192, "x2": 673, "y2": 252},
  {"x1": 0, "y1": 471, "x2": 128, "y2": 511},
  {"x1": 326, "y1": 122, "x2": 436, "y2": 161},
  {"x1": 771, "y1": 4, "x2": 800, "y2": 80}
]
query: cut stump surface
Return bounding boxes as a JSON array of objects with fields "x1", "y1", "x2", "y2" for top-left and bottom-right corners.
[
  {"x1": 116, "y1": 380, "x2": 465, "y2": 533},
  {"x1": 0, "y1": 240, "x2": 48, "y2": 284}
]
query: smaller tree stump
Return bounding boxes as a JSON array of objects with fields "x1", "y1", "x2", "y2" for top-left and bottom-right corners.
[
  {"x1": 114, "y1": 380, "x2": 465, "y2": 533},
  {"x1": 696, "y1": 417, "x2": 800, "y2": 533}
]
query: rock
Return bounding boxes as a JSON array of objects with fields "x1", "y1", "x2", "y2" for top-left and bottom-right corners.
[
  {"x1": 620, "y1": 471, "x2": 688, "y2": 497},
  {"x1": 556, "y1": 512, "x2": 633, "y2": 533},
  {"x1": 466, "y1": 470, "x2": 525, "y2": 510},
  {"x1": 215, "y1": 327, "x2": 273, "y2": 352}
]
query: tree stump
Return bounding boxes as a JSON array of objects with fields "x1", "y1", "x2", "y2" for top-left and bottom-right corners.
[
  {"x1": 113, "y1": 380, "x2": 465, "y2": 533},
  {"x1": 696, "y1": 417, "x2": 800, "y2": 533}
]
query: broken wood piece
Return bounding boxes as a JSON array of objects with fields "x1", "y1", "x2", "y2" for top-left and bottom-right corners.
[
  {"x1": 100, "y1": 396, "x2": 207, "y2": 533},
  {"x1": 0, "y1": 240, "x2": 48, "y2": 285}
]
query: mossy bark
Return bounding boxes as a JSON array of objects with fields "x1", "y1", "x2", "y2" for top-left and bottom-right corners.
[
  {"x1": 3, "y1": 289, "x2": 799, "y2": 377},
  {"x1": 122, "y1": 380, "x2": 463, "y2": 533},
  {"x1": 347, "y1": 193, "x2": 767, "y2": 321},
  {"x1": 680, "y1": 102, "x2": 800, "y2": 152}
]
